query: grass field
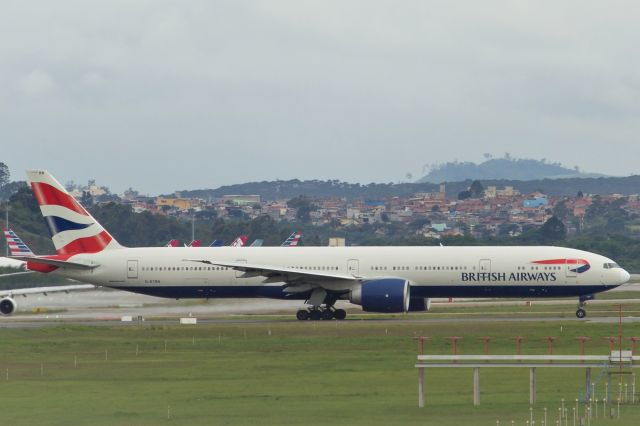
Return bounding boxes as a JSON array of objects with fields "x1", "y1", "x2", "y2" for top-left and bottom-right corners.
[{"x1": 0, "y1": 318, "x2": 639, "y2": 425}]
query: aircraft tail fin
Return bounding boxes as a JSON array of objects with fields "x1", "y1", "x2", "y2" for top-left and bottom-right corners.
[
  {"x1": 281, "y1": 232, "x2": 302, "y2": 247},
  {"x1": 230, "y1": 235, "x2": 247, "y2": 247},
  {"x1": 26, "y1": 170, "x2": 123, "y2": 256},
  {"x1": 3, "y1": 228, "x2": 35, "y2": 257}
]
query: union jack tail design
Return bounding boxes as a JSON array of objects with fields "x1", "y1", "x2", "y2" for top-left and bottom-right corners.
[
  {"x1": 230, "y1": 235, "x2": 247, "y2": 247},
  {"x1": 281, "y1": 232, "x2": 302, "y2": 247},
  {"x1": 26, "y1": 170, "x2": 122, "y2": 255},
  {"x1": 3, "y1": 228, "x2": 35, "y2": 257},
  {"x1": 187, "y1": 240, "x2": 201, "y2": 247}
]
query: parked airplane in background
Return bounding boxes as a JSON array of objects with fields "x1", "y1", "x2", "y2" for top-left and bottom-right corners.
[
  {"x1": 3, "y1": 228, "x2": 35, "y2": 257},
  {"x1": 4, "y1": 170, "x2": 631, "y2": 320},
  {"x1": 249, "y1": 239, "x2": 264, "y2": 247},
  {"x1": 209, "y1": 240, "x2": 223, "y2": 247},
  {"x1": 165, "y1": 239, "x2": 180, "y2": 247},
  {"x1": 281, "y1": 232, "x2": 302, "y2": 247},
  {"x1": 186, "y1": 240, "x2": 202, "y2": 248},
  {"x1": 230, "y1": 236, "x2": 247, "y2": 247},
  {"x1": 0, "y1": 227, "x2": 94, "y2": 314}
]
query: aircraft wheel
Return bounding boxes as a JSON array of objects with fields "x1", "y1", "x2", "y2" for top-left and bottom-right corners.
[
  {"x1": 309, "y1": 309, "x2": 322, "y2": 321},
  {"x1": 333, "y1": 309, "x2": 347, "y2": 320},
  {"x1": 576, "y1": 308, "x2": 586, "y2": 319},
  {"x1": 321, "y1": 309, "x2": 334, "y2": 320},
  {"x1": 296, "y1": 310, "x2": 310, "y2": 321}
]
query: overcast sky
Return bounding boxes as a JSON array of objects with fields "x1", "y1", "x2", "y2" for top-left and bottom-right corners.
[{"x1": 2, "y1": 1, "x2": 639, "y2": 194}]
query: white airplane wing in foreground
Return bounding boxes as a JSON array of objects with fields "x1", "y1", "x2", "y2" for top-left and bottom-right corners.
[
  {"x1": 0, "y1": 283, "x2": 96, "y2": 315},
  {"x1": 0, "y1": 271, "x2": 34, "y2": 278},
  {"x1": 0, "y1": 284, "x2": 95, "y2": 298}
]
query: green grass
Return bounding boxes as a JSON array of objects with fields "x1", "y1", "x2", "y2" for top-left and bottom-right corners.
[{"x1": 0, "y1": 320, "x2": 639, "y2": 425}]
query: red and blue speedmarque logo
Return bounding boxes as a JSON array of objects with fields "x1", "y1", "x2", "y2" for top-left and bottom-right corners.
[{"x1": 532, "y1": 259, "x2": 591, "y2": 273}]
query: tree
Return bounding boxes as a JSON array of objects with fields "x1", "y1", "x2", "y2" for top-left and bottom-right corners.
[
  {"x1": 469, "y1": 180, "x2": 484, "y2": 198},
  {"x1": 539, "y1": 216, "x2": 566, "y2": 242},
  {"x1": 458, "y1": 190, "x2": 471, "y2": 200},
  {"x1": 80, "y1": 191, "x2": 94, "y2": 207},
  {"x1": 552, "y1": 200, "x2": 568, "y2": 219},
  {"x1": 0, "y1": 162, "x2": 9, "y2": 188}
]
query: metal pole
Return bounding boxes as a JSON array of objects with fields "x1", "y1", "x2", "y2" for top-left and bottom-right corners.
[
  {"x1": 418, "y1": 367, "x2": 425, "y2": 408},
  {"x1": 5, "y1": 203, "x2": 8, "y2": 257},
  {"x1": 473, "y1": 367, "x2": 480, "y2": 406},
  {"x1": 585, "y1": 368, "x2": 592, "y2": 400},
  {"x1": 530, "y1": 367, "x2": 537, "y2": 405}
]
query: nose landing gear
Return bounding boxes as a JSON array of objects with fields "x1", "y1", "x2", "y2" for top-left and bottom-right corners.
[{"x1": 575, "y1": 294, "x2": 594, "y2": 319}]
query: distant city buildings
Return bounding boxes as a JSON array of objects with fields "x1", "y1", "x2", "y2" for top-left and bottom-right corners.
[{"x1": 71, "y1": 180, "x2": 640, "y2": 240}]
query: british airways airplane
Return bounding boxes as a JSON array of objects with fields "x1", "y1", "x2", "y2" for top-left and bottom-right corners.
[{"x1": 3, "y1": 170, "x2": 631, "y2": 320}]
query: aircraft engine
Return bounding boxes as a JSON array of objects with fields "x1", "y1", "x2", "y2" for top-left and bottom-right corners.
[
  {"x1": 0, "y1": 297, "x2": 17, "y2": 315},
  {"x1": 350, "y1": 278, "x2": 410, "y2": 313},
  {"x1": 408, "y1": 297, "x2": 431, "y2": 312}
]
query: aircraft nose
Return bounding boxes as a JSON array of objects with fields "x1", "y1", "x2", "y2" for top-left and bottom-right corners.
[{"x1": 620, "y1": 269, "x2": 631, "y2": 284}]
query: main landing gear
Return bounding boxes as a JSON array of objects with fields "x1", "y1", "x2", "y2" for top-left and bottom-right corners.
[{"x1": 296, "y1": 306, "x2": 347, "y2": 321}]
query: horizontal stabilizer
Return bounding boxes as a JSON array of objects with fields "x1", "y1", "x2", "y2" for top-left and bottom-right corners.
[{"x1": 11, "y1": 256, "x2": 100, "y2": 270}]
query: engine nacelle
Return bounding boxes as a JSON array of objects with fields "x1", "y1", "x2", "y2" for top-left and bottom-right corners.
[
  {"x1": 0, "y1": 297, "x2": 17, "y2": 315},
  {"x1": 408, "y1": 298, "x2": 431, "y2": 312},
  {"x1": 350, "y1": 278, "x2": 410, "y2": 313}
]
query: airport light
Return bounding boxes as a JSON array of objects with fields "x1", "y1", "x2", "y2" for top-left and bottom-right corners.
[
  {"x1": 574, "y1": 337, "x2": 591, "y2": 362},
  {"x1": 412, "y1": 336, "x2": 430, "y2": 355},
  {"x1": 479, "y1": 336, "x2": 493, "y2": 356},
  {"x1": 445, "y1": 336, "x2": 463, "y2": 356},
  {"x1": 625, "y1": 337, "x2": 640, "y2": 354},
  {"x1": 513, "y1": 336, "x2": 525, "y2": 355},
  {"x1": 603, "y1": 336, "x2": 617, "y2": 352},
  {"x1": 546, "y1": 336, "x2": 557, "y2": 355}
]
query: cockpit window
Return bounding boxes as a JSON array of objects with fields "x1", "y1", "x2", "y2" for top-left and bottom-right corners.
[{"x1": 603, "y1": 263, "x2": 620, "y2": 269}]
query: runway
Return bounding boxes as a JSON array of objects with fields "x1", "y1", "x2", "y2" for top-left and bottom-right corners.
[{"x1": 1, "y1": 283, "x2": 639, "y2": 328}]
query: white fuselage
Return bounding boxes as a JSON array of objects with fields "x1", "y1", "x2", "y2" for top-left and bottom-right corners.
[{"x1": 47, "y1": 246, "x2": 629, "y2": 300}]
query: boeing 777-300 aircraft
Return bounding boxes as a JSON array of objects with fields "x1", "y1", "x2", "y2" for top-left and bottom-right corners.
[{"x1": 3, "y1": 170, "x2": 630, "y2": 320}]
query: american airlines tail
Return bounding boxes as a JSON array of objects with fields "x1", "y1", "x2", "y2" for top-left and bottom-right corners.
[
  {"x1": 3, "y1": 228, "x2": 35, "y2": 257},
  {"x1": 26, "y1": 170, "x2": 122, "y2": 255}
]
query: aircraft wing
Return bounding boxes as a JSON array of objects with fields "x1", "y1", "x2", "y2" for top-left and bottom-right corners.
[
  {"x1": 184, "y1": 259, "x2": 360, "y2": 284},
  {"x1": 0, "y1": 271, "x2": 34, "y2": 278},
  {"x1": 0, "y1": 284, "x2": 95, "y2": 298}
]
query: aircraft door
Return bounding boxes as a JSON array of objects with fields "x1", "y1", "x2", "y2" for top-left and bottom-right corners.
[
  {"x1": 479, "y1": 259, "x2": 491, "y2": 273},
  {"x1": 347, "y1": 259, "x2": 359, "y2": 276},
  {"x1": 565, "y1": 259, "x2": 578, "y2": 278},
  {"x1": 127, "y1": 260, "x2": 138, "y2": 279}
]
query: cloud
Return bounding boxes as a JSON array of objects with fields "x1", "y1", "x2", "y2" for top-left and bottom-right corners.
[
  {"x1": 1, "y1": 1, "x2": 639, "y2": 193},
  {"x1": 17, "y1": 70, "x2": 57, "y2": 98}
]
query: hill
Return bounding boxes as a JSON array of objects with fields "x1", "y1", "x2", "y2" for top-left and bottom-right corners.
[
  {"x1": 417, "y1": 157, "x2": 604, "y2": 183},
  {"x1": 176, "y1": 175, "x2": 640, "y2": 201}
]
